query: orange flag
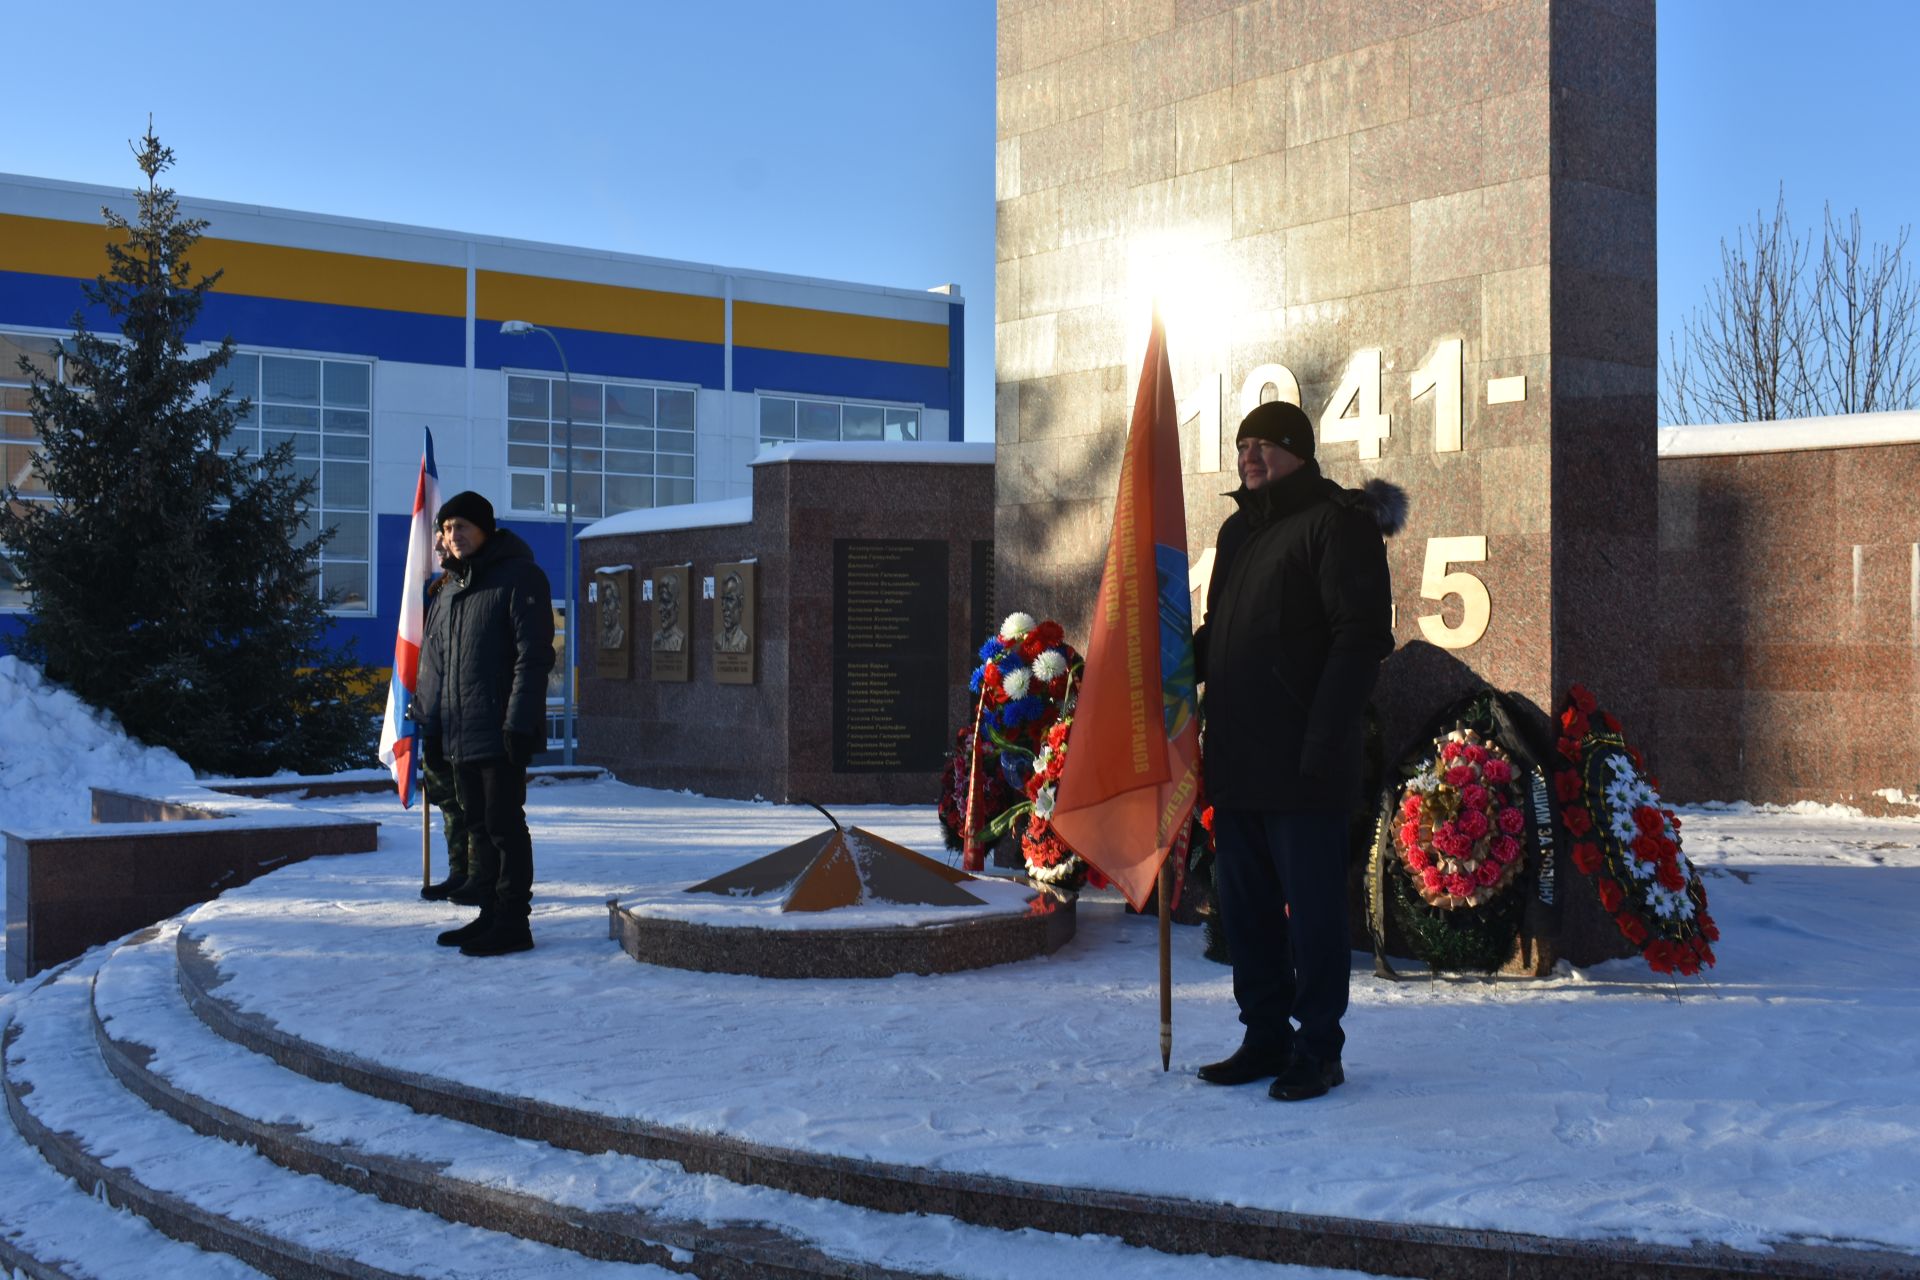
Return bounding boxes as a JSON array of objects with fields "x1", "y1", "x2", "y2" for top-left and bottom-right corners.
[{"x1": 1050, "y1": 315, "x2": 1200, "y2": 909}]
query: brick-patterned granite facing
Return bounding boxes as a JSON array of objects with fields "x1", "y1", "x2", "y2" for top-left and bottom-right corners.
[
  {"x1": 606, "y1": 896, "x2": 1076, "y2": 979},
  {"x1": 1658, "y1": 442, "x2": 1920, "y2": 804},
  {"x1": 203, "y1": 765, "x2": 601, "y2": 801},
  {"x1": 174, "y1": 929, "x2": 1919, "y2": 1280},
  {"x1": 5, "y1": 787, "x2": 378, "y2": 983},
  {"x1": 579, "y1": 455, "x2": 993, "y2": 805}
]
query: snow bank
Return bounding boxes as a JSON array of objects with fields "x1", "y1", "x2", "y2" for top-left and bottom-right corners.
[
  {"x1": 0, "y1": 656, "x2": 194, "y2": 982},
  {"x1": 0, "y1": 657, "x2": 196, "y2": 834}
]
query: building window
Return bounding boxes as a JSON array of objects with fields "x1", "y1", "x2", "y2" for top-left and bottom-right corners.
[
  {"x1": 212, "y1": 352, "x2": 374, "y2": 613},
  {"x1": 506, "y1": 375, "x2": 695, "y2": 519},
  {"x1": 1, "y1": 331, "x2": 65, "y2": 610},
  {"x1": 757, "y1": 394, "x2": 919, "y2": 450}
]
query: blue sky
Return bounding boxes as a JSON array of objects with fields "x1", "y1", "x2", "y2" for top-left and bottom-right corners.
[
  {"x1": 4, "y1": 1, "x2": 1914, "y2": 438},
  {"x1": 1656, "y1": 1, "x2": 1920, "y2": 357}
]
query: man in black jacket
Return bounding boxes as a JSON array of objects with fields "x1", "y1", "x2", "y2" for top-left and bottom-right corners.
[
  {"x1": 416, "y1": 491, "x2": 556, "y2": 957},
  {"x1": 1194, "y1": 401, "x2": 1400, "y2": 1100},
  {"x1": 419, "y1": 524, "x2": 473, "y2": 902}
]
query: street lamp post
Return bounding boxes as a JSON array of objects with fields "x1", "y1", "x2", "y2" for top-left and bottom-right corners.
[{"x1": 500, "y1": 320, "x2": 575, "y2": 766}]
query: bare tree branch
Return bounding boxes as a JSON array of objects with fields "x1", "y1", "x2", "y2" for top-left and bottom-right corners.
[
  {"x1": 1809, "y1": 204, "x2": 1920, "y2": 415},
  {"x1": 1662, "y1": 189, "x2": 1920, "y2": 425}
]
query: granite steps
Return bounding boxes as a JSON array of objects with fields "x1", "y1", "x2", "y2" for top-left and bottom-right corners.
[
  {"x1": 0, "y1": 992, "x2": 267, "y2": 1280},
  {"x1": 7, "y1": 907, "x2": 1912, "y2": 1280},
  {"x1": 4, "y1": 924, "x2": 1305, "y2": 1280},
  {"x1": 169, "y1": 916, "x2": 1916, "y2": 1280},
  {"x1": 3, "y1": 947, "x2": 683, "y2": 1280}
]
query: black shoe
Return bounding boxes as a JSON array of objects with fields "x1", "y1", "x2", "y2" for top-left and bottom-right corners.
[
  {"x1": 447, "y1": 878, "x2": 489, "y2": 906},
  {"x1": 459, "y1": 921, "x2": 534, "y2": 957},
  {"x1": 1269, "y1": 1052, "x2": 1344, "y2": 1102},
  {"x1": 420, "y1": 875, "x2": 465, "y2": 902},
  {"x1": 1197, "y1": 1040, "x2": 1292, "y2": 1086},
  {"x1": 436, "y1": 914, "x2": 491, "y2": 947}
]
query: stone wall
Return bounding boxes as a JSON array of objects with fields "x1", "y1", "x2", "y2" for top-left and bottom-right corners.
[
  {"x1": 577, "y1": 450, "x2": 995, "y2": 805},
  {"x1": 995, "y1": 0, "x2": 1658, "y2": 766},
  {"x1": 1658, "y1": 439, "x2": 1920, "y2": 806}
]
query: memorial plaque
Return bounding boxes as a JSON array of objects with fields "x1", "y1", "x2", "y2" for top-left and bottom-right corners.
[
  {"x1": 650, "y1": 563, "x2": 691, "y2": 683},
  {"x1": 594, "y1": 567, "x2": 631, "y2": 679},
  {"x1": 969, "y1": 539, "x2": 995, "y2": 651},
  {"x1": 832, "y1": 539, "x2": 948, "y2": 773},
  {"x1": 712, "y1": 560, "x2": 757, "y2": 685}
]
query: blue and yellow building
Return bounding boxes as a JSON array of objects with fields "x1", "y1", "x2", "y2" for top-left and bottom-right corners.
[{"x1": 0, "y1": 171, "x2": 964, "y2": 673}]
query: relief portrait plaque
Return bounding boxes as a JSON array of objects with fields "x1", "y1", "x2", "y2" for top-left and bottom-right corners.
[
  {"x1": 711, "y1": 561, "x2": 757, "y2": 685},
  {"x1": 594, "y1": 566, "x2": 631, "y2": 680},
  {"x1": 650, "y1": 563, "x2": 692, "y2": 683},
  {"x1": 831, "y1": 538, "x2": 948, "y2": 773}
]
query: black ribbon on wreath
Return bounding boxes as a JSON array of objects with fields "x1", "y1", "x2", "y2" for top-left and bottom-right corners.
[{"x1": 1365, "y1": 687, "x2": 1561, "y2": 979}]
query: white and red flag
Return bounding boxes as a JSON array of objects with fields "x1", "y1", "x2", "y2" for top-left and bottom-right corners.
[{"x1": 376, "y1": 428, "x2": 443, "y2": 805}]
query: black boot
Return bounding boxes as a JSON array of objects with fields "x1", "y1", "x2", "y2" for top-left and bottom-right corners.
[
  {"x1": 447, "y1": 877, "x2": 489, "y2": 906},
  {"x1": 420, "y1": 876, "x2": 463, "y2": 902},
  {"x1": 1197, "y1": 1038, "x2": 1292, "y2": 1086},
  {"x1": 1269, "y1": 1051, "x2": 1344, "y2": 1102},
  {"x1": 436, "y1": 911, "x2": 491, "y2": 948},
  {"x1": 459, "y1": 917, "x2": 533, "y2": 957}
]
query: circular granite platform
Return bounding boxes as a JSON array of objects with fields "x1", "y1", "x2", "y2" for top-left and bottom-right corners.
[{"x1": 606, "y1": 878, "x2": 1077, "y2": 978}]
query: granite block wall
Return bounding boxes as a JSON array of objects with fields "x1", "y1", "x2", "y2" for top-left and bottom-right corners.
[
  {"x1": 1657, "y1": 441, "x2": 1920, "y2": 805},
  {"x1": 996, "y1": 0, "x2": 1658, "y2": 778},
  {"x1": 577, "y1": 455, "x2": 995, "y2": 805},
  {"x1": 999, "y1": 1, "x2": 1657, "y2": 966}
]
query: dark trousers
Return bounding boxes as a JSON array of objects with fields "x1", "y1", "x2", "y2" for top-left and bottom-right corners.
[
  {"x1": 420, "y1": 757, "x2": 470, "y2": 882},
  {"x1": 452, "y1": 759, "x2": 534, "y2": 923},
  {"x1": 1213, "y1": 807, "x2": 1352, "y2": 1062}
]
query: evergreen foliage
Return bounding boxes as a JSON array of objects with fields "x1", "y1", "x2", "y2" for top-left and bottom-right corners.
[{"x1": 0, "y1": 127, "x2": 375, "y2": 776}]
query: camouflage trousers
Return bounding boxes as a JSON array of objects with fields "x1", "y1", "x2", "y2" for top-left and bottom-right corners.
[{"x1": 420, "y1": 757, "x2": 473, "y2": 882}]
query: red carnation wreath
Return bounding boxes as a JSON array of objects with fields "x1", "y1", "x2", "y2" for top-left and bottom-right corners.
[
  {"x1": 1553, "y1": 684, "x2": 1719, "y2": 976},
  {"x1": 1393, "y1": 727, "x2": 1530, "y2": 909}
]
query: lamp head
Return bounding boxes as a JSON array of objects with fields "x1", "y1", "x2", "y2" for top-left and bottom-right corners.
[{"x1": 500, "y1": 320, "x2": 535, "y2": 336}]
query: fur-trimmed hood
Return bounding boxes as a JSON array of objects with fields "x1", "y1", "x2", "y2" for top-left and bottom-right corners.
[
  {"x1": 1354, "y1": 477, "x2": 1408, "y2": 537},
  {"x1": 1229, "y1": 467, "x2": 1408, "y2": 537}
]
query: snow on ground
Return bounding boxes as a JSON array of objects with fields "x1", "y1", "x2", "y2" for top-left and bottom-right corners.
[
  {"x1": 166, "y1": 779, "x2": 1920, "y2": 1261},
  {"x1": 0, "y1": 656, "x2": 195, "y2": 979},
  {"x1": 1, "y1": 655, "x2": 1916, "y2": 1265}
]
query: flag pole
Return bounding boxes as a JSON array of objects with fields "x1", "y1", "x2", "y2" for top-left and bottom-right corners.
[
  {"x1": 1158, "y1": 854, "x2": 1173, "y2": 1071},
  {"x1": 961, "y1": 684, "x2": 990, "y2": 872},
  {"x1": 421, "y1": 790, "x2": 432, "y2": 890}
]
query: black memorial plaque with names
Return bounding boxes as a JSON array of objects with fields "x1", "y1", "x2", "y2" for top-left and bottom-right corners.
[
  {"x1": 832, "y1": 539, "x2": 949, "y2": 773},
  {"x1": 970, "y1": 539, "x2": 995, "y2": 653}
]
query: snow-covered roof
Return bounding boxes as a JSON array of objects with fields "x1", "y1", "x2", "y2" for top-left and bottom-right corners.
[
  {"x1": 1659, "y1": 409, "x2": 1920, "y2": 458},
  {"x1": 748, "y1": 441, "x2": 994, "y2": 467},
  {"x1": 576, "y1": 445, "x2": 993, "y2": 540},
  {"x1": 577, "y1": 497, "x2": 753, "y2": 541}
]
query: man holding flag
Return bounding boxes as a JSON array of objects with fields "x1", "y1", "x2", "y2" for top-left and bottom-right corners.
[
  {"x1": 1192, "y1": 400, "x2": 1399, "y2": 1101},
  {"x1": 375, "y1": 430, "x2": 473, "y2": 901},
  {"x1": 416, "y1": 491, "x2": 555, "y2": 958}
]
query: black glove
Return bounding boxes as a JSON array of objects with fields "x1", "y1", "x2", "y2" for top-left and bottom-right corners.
[
  {"x1": 504, "y1": 731, "x2": 541, "y2": 768},
  {"x1": 421, "y1": 735, "x2": 446, "y2": 771},
  {"x1": 1300, "y1": 744, "x2": 1335, "y2": 786}
]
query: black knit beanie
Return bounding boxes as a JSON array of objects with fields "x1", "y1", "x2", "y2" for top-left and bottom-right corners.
[
  {"x1": 435, "y1": 490, "x2": 497, "y2": 535},
  {"x1": 1236, "y1": 400, "x2": 1315, "y2": 462}
]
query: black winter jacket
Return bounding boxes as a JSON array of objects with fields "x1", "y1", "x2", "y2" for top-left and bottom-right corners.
[
  {"x1": 1195, "y1": 464, "x2": 1401, "y2": 812},
  {"x1": 416, "y1": 529, "x2": 556, "y2": 764}
]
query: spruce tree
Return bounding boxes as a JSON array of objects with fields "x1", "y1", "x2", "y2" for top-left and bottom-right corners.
[{"x1": 0, "y1": 127, "x2": 375, "y2": 776}]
